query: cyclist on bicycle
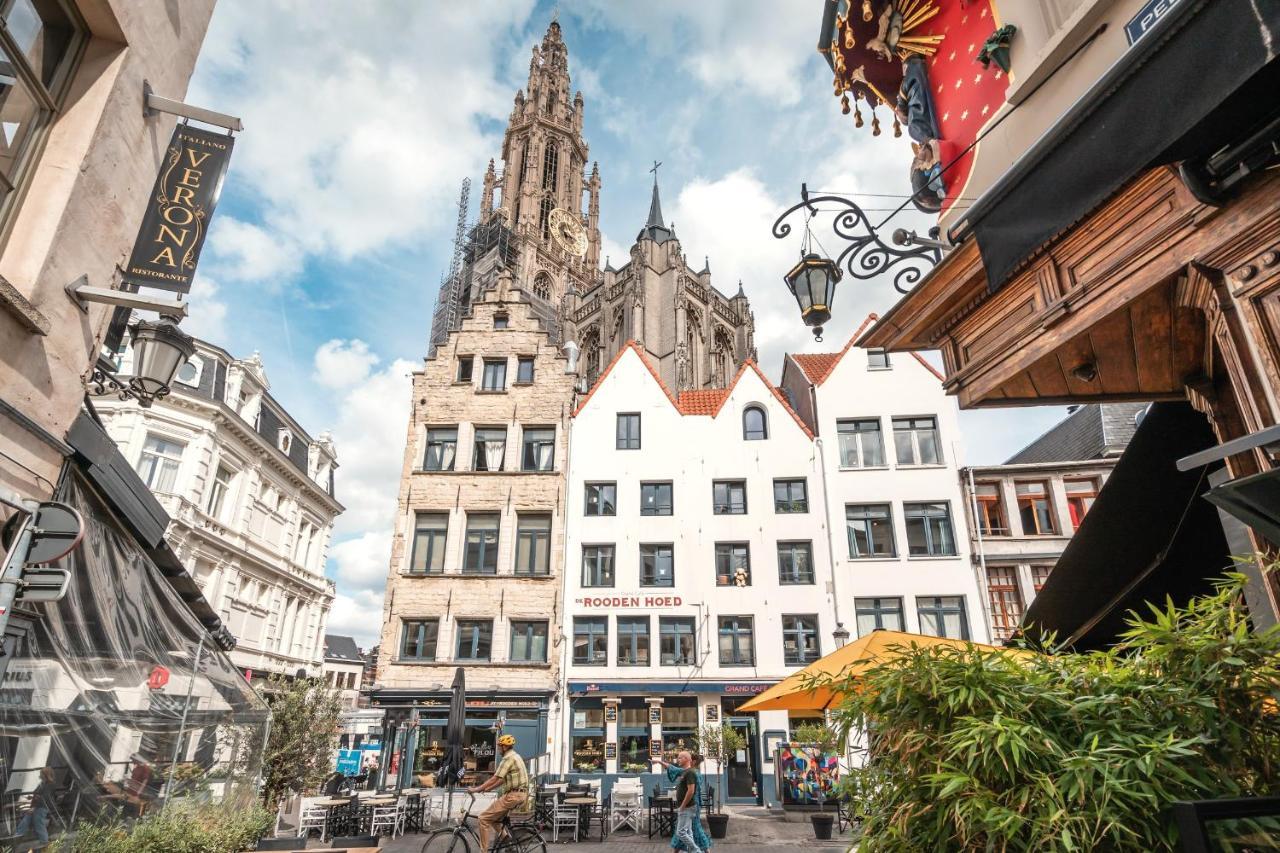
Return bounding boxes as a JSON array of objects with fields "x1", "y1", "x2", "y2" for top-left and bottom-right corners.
[{"x1": 469, "y1": 734, "x2": 529, "y2": 852}]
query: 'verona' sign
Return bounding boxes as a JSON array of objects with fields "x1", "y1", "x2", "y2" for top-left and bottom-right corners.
[{"x1": 123, "y1": 123, "x2": 234, "y2": 294}]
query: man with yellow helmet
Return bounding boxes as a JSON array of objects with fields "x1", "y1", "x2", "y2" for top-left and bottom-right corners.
[{"x1": 470, "y1": 733, "x2": 529, "y2": 851}]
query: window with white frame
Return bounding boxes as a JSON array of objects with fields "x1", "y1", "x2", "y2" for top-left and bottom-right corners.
[
  {"x1": 137, "y1": 434, "x2": 185, "y2": 493},
  {"x1": 206, "y1": 464, "x2": 234, "y2": 519}
]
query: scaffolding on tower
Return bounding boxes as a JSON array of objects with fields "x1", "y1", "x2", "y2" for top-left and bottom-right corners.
[{"x1": 429, "y1": 179, "x2": 522, "y2": 356}]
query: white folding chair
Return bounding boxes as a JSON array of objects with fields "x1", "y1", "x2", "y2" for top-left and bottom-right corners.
[
  {"x1": 609, "y1": 785, "x2": 643, "y2": 833},
  {"x1": 552, "y1": 803, "x2": 580, "y2": 842},
  {"x1": 370, "y1": 804, "x2": 401, "y2": 837},
  {"x1": 299, "y1": 805, "x2": 329, "y2": 842}
]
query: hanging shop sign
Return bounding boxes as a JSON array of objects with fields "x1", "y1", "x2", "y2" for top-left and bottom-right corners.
[
  {"x1": 649, "y1": 738, "x2": 663, "y2": 757},
  {"x1": 648, "y1": 705, "x2": 662, "y2": 724},
  {"x1": 604, "y1": 742, "x2": 617, "y2": 760},
  {"x1": 705, "y1": 704, "x2": 720, "y2": 722},
  {"x1": 604, "y1": 704, "x2": 617, "y2": 723},
  {"x1": 123, "y1": 123, "x2": 235, "y2": 294}
]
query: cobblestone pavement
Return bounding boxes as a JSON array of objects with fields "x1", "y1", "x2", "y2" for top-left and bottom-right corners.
[{"x1": 377, "y1": 806, "x2": 856, "y2": 852}]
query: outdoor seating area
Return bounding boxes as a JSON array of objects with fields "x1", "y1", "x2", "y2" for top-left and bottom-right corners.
[{"x1": 286, "y1": 789, "x2": 428, "y2": 843}]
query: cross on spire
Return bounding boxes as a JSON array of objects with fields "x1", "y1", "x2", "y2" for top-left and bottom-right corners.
[{"x1": 650, "y1": 160, "x2": 662, "y2": 181}]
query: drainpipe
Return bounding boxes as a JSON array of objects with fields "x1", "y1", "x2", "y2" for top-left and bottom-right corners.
[
  {"x1": 814, "y1": 438, "x2": 845, "y2": 638},
  {"x1": 964, "y1": 466, "x2": 995, "y2": 643},
  {"x1": 556, "y1": 399, "x2": 574, "y2": 780}
]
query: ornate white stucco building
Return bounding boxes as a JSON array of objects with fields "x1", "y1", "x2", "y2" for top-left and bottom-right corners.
[
  {"x1": 561, "y1": 342, "x2": 832, "y2": 805},
  {"x1": 95, "y1": 337, "x2": 342, "y2": 683}
]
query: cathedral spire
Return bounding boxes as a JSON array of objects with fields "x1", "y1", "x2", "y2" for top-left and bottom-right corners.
[{"x1": 647, "y1": 173, "x2": 664, "y2": 228}]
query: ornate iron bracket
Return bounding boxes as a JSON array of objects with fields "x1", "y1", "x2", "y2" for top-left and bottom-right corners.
[
  {"x1": 86, "y1": 358, "x2": 169, "y2": 407},
  {"x1": 772, "y1": 183, "x2": 942, "y2": 295}
]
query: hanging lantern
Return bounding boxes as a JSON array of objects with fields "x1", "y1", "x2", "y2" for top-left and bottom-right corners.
[
  {"x1": 784, "y1": 253, "x2": 842, "y2": 341},
  {"x1": 127, "y1": 316, "x2": 196, "y2": 406}
]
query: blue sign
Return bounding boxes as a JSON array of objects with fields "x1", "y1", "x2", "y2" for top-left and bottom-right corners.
[
  {"x1": 1125, "y1": 0, "x2": 1183, "y2": 45},
  {"x1": 336, "y1": 749, "x2": 361, "y2": 775}
]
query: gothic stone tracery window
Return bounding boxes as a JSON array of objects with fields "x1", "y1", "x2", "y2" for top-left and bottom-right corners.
[{"x1": 533, "y1": 271, "x2": 552, "y2": 301}]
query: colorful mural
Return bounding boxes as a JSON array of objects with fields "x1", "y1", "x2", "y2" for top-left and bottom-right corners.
[{"x1": 775, "y1": 744, "x2": 841, "y2": 806}]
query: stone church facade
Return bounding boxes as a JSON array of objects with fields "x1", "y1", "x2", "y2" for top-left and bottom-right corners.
[{"x1": 429, "y1": 21, "x2": 756, "y2": 393}]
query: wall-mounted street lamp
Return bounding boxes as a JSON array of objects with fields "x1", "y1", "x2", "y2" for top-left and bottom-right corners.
[
  {"x1": 71, "y1": 277, "x2": 196, "y2": 408},
  {"x1": 832, "y1": 622, "x2": 851, "y2": 649},
  {"x1": 88, "y1": 315, "x2": 195, "y2": 408},
  {"x1": 773, "y1": 183, "x2": 944, "y2": 336}
]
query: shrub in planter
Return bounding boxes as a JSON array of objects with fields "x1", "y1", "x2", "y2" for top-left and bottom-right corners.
[
  {"x1": 828, "y1": 571, "x2": 1280, "y2": 852},
  {"x1": 51, "y1": 798, "x2": 274, "y2": 853}
]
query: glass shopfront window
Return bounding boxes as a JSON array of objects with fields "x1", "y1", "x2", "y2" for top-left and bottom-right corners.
[
  {"x1": 412, "y1": 707, "x2": 540, "y2": 783},
  {"x1": 570, "y1": 699, "x2": 605, "y2": 774},
  {"x1": 618, "y1": 698, "x2": 650, "y2": 774},
  {"x1": 660, "y1": 698, "x2": 697, "y2": 760}
]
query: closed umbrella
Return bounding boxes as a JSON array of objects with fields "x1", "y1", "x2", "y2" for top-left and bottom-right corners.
[{"x1": 444, "y1": 667, "x2": 466, "y2": 816}]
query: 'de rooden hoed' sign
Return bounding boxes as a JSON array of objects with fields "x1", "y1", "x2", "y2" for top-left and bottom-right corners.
[{"x1": 124, "y1": 123, "x2": 234, "y2": 294}]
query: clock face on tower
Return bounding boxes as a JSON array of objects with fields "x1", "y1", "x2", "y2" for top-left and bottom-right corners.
[{"x1": 548, "y1": 207, "x2": 588, "y2": 257}]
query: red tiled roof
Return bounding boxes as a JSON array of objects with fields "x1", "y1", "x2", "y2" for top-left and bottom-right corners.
[
  {"x1": 676, "y1": 389, "x2": 729, "y2": 415},
  {"x1": 791, "y1": 353, "x2": 842, "y2": 385},
  {"x1": 782, "y1": 313, "x2": 943, "y2": 385},
  {"x1": 572, "y1": 341, "x2": 814, "y2": 438}
]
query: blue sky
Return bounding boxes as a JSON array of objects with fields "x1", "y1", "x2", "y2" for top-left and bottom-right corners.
[{"x1": 183, "y1": 1, "x2": 1067, "y2": 646}]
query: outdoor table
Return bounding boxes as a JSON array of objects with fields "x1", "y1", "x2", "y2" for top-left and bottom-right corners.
[
  {"x1": 366, "y1": 796, "x2": 397, "y2": 805},
  {"x1": 565, "y1": 796, "x2": 597, "y2": 839}
]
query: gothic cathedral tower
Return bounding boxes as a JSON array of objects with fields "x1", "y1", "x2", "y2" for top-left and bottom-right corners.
[{"x1": 429, "y1": 21, "x2": 755, "y2": 392}]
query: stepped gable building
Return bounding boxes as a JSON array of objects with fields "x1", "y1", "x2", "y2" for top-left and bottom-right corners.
[{"x1": 429, "y1": 21, "x2": 755, "y2": 393}]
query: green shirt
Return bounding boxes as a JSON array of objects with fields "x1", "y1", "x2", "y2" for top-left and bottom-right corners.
[{"x1": 495, "y1": 749, "x2": 529, "y2": 795}]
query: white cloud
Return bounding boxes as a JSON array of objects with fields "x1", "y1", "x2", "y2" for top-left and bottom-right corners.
[
  {"x1": 571, "y1": 0, "x2": 815, "y2": 104},
  {"x1": 326, "y1": 588, "x2": 385, "y2": 649},
  {"x1": 326, "y1": 349, "x2": 417, "y2": 538},
  {"x1": 205, "y1": 216, "x2": 304, "y2": 284},
  {"x1": 330, "y1": 529, "x2": 393, "y2": 592},
  {"x1": 314, "y1": 339, "x2": 380, "y2": 389},
  {"x1": 189, "y1": 1, "x2": 540, "y2": 279},
  {"x1": 183, "y1": 274, "x2": 227, "y2": 342}
]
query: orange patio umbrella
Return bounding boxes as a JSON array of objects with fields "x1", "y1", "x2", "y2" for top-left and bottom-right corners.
[{"x1": 738, "y1": 630, "x2": 1025, "y2": 713}]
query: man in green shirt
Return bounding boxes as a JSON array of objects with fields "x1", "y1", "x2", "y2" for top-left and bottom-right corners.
[
  {"x1": 470, "y1": 734, "x2": 529, "y2": 851},
  {"x1": 673, "y1": 751, "x2": 706, "y2": 853}
]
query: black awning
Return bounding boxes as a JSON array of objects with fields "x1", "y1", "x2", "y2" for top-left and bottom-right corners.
[
  {"x1": 1204, "y1": 467, "x2": 1280, "y2": 547},
  {"x1": 952, "y1": 0, "x2": 1280, "y2": 292},
  {"x1": 1021, "y1": 402, "x2": 1230, "y2": 650}
]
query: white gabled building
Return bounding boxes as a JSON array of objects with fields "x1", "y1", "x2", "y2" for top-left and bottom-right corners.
[
  {"x1": 562, "y1": 341, "x2": 834, "y2": 805},
  {"x1": 780, "y1": 315, "x2": 990, "y2": 647}
]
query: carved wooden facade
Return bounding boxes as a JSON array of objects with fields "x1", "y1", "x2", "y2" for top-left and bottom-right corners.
[{"x1": 863, "y1": 165, "x2": 1280, "y2": 616}]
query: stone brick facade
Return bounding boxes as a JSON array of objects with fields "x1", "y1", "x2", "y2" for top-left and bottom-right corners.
[{"x1": 377, "y1": 278, "x2": 575, "y2": 700}]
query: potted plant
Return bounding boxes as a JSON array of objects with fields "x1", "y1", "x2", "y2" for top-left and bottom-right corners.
[
  {"x1": 692, "y1": 723, "x2": 747, "y2": 840},
  {"x1": 792, "y1": 722, "x2": 841, "y2": 839}
]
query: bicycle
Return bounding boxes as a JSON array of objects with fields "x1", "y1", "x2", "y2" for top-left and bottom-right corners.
[{"x1": 421, "y1": 791, "x2": 546, "y2": 853}]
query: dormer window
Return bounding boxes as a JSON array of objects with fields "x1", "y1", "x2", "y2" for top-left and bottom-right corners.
[{"x1": 278, "y1": 430, "x2": 293, "y2": 454}]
